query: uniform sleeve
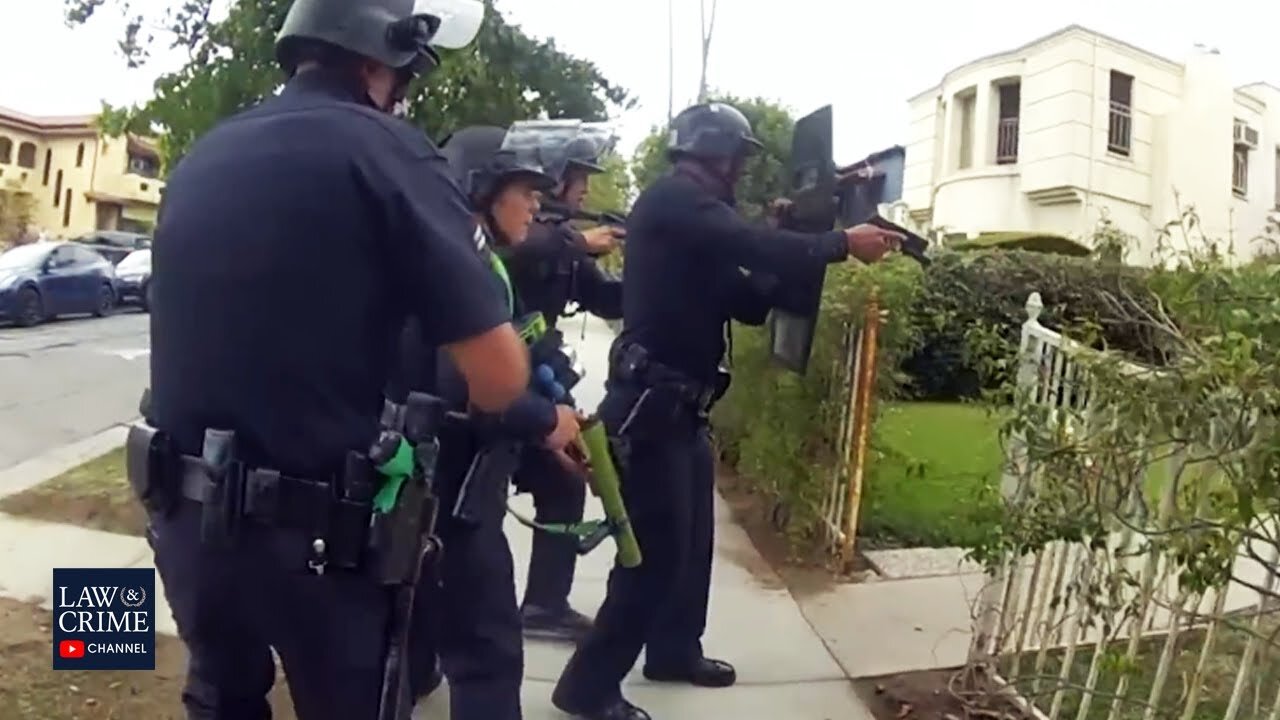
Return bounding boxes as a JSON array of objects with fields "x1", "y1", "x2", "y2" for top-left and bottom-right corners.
[
  {"x1": 513, "y1": 220, "x2": 569, "y2": 262},
  {"x1": 492, "y1": 390, "x2": 559, "y2": 441},
  {"x1": 672, "y1": 191, "x2": 849, "y2": 277},
  {"x1": 572, "y1": 257, "x2": 623, "y2": 319},
  {"x1": 383, "y1": 153, "x2": 512, "y2": 347},
  {"x1": 729, "y1": 270, "x2": 779, "y2": 326}
]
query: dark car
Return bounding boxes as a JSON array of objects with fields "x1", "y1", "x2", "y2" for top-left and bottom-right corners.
[
  {"x1": 72, "y1": 230, "x2": 152, "y2": 266},
  {"x1": 0, "y1": 241, "x2": 118, "y2": 327},
  {"x1": 114, "y1": 248, "x2": 152, "y2": 311}
]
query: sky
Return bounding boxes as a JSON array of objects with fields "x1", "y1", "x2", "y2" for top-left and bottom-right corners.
[{"x1": 1, "y1": 0, "x2": 1277, "y2": 166}]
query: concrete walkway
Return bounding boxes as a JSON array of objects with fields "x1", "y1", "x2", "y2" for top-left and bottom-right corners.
[{"x1": 0, "y1": 315, "x2": 884, "y2": 719}]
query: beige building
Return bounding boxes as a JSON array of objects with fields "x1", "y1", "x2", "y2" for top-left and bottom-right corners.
[
  {"x1": 0, "y1": 105, "x2": 164, "y2": 241},
  {"x1": 902, "y1": 25, "x2": 1280, "y2": 264}
]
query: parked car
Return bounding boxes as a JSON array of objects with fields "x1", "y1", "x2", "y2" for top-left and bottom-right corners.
[
  {"x1": 115, "y1": 248, "x2": 152, "y2": 311},
  {"x1": 72, "y1": 230, "x2": 151, "y2": 265},
  {"x1": 0, "y1": 241, "x2": 118, "y2": 327}
]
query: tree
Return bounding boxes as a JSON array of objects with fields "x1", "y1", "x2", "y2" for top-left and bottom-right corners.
[
  {"x1": 582, "y1": 152, "x2": 631, "y2": 216},
  {"x1": 630, "y1": 94, "x2": 795, "y2": 219},
  {"x1": 0, "y1": 190, "x2": 35, "y2": 246},
  {"x1": 68, "y1": 0, "x2": 632, "y2": 168}
]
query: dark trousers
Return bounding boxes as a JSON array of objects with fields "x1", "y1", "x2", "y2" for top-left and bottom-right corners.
[
  {"x1": 408, "y1": 460, "x2": 524, "y2": 720},
  {"x1": 517, "y1": 449, "x2": 587, "y2": 610},
  {"x1": 150, "y1": 501, "x2": 392, "y2": 720},
  {"x1": 556, "y1": 391, "x2": 716, "y2": 708}
]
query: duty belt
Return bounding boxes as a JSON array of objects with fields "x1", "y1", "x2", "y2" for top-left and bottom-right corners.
[{"x1": 610, "y1": 342, "x2": 729, "y2": 415}]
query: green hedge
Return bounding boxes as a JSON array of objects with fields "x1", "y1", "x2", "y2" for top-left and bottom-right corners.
[{"x1": 713, "y1": 249, "x2": 1169, "y2": 549}]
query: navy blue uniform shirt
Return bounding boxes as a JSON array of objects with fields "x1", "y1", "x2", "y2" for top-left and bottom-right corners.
[
  {"x1": 618, "y1": 166, "x2": 849, "y2": 383},
  {"x1": 502, "y1": 219, "x2": 622, "y2": 329},
  {"x1": 149, "y1": 69, "x2": 509, "y2": 477},
  {"x1": 389, "y1": 229, "x2": 558, "y2": 442}
]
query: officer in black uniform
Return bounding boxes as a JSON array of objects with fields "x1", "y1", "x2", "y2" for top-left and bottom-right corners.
[
  {"x1": 142, "y1": 1, "x2": 532, "y2": 718},
  {"x1": 396, "y1": 125, "x2": 583, "y2": 720},
  {"x1": 499, "y1": 121, "x2": 624, "y2": 641},
  {"x1": 551, "y1": 102, "x2": 902, "y2": 720}
]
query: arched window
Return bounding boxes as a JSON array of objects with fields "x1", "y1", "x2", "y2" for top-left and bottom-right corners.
[
  {"x1": 76, "y1": 143, "x2": 85, "y2": 167},
  {"x1": 0, "y1": 136, "x2": 12, "y2": 164},
  {"x1": 17, "y1": 142, "x2": 37, "y2": 169}
]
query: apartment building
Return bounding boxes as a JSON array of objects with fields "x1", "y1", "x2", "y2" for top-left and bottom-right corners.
[
  {"x1": 901, "y1": 25, "x2": 1280, "y2": 264},
  {"x1": 0, "y1": 105, "x2": 164, "y2": 240}
]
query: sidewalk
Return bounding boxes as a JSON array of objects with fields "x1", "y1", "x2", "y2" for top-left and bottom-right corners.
[{"x1": 0, "y1": 315, "x2": 879, "y2": 719}]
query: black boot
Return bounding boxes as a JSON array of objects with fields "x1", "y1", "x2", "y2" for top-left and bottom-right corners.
[
  {"x1": 551, "y1": 688, "x2": 651, "y2": 720},
  {"x1": 643, "y1": 657, "x2": 736, "y2": 688},
  {"x1": 520, "y1": 603, "x2": 593, "y2": 643}
]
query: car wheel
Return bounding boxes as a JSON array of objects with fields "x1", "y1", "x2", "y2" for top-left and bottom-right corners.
[
  {"x1": 15, "y1": 286, "x2": 43, "y2": 327},
  {"x1": 94, "y1": 283, "x2": 115, "y2": 317},
  {"x1": 140, "y1": 281, "x2": 151, "y2": 312}
]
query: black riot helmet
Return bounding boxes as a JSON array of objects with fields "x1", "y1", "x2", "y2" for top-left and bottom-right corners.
[
  {"x1": 275, "y1": 0, "x2": 484, "y2": 78},
  {"x1": 666, "y1": 102, "x2": 764, "y2": 162},
  {"x1": 558, "y1": 136, "x2": 605, "y2": 182},
  {"x1": 440, "y1": 126, "x2": 556, "y2": 213}
]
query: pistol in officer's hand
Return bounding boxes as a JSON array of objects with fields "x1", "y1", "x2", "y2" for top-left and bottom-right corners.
[
  {"x1": 581, "y1": 226, "x2": 623, "y2": 254},
  {"x1": 844, "y1": 224, "x2": 904, "y2": 264}
]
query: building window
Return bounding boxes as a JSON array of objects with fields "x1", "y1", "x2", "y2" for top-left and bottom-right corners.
[
  {"x1": 127, "y1": 152, "x2": 160, "y2": 179},
  {"x1": 995, "y1": 81, "x2": 1020, "y2": 164},
  {"x1": 42, "y1": 149, "x2": 51, "y2": 185},
  {"x1": 1232, "y1": 148, "x2": 1249, "y2": 198},
  {"x1": 0, "y1": 136, "x2": 11, "y2": 164},
  {"x1": 62, "y1": 189, "x2": 72, "y2": 227},
  {"x1": 1108, "y1": 70, "x2": 1134, "y2": 156},
  {"x1": 16, "y1": 142, "x2": 37, "y2": 169},
  {"x1": 76, "y1": 143, "x2": 85, "y2": 167},
  {"x1": 956, "y1": 90, "x2": 976, "y2": 170},
  {"x1": 1274, "y1": 147, "x2": 1279, "y2": 210},
  {"x1": 53, "y1": 170, "x2": 63, "y2": 207}
]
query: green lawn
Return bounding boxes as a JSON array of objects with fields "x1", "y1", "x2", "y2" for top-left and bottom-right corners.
[
  {"x1": 0, "y1": 447, "x2": 146, "y2": 537},
  {"x1": 860, "y1": 402, "x2": 1005, "y2": 548}
]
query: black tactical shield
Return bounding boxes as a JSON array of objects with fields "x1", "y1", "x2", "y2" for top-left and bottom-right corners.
[{"x1": 767, "y1": 105, "x2": 836, "y2": 374}]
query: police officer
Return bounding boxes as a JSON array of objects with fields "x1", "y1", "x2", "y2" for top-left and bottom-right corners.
[
  {"x1": 499, "y1": 121, "x2": 624, "y2": 641},
  {"x1": 551, "y1": 102, "x2": 903, "y2": 720},
  {"x1": 397, "y1": 125, "x2": 583, "y2": 720},
  {"x1": 143, "y1": 0, "x2": 532, "y2": 718}
]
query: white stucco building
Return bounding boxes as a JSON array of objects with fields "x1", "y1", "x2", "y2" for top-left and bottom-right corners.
[{"x1": 901, "y1": 25, "x2": 1280, "y2": 264}]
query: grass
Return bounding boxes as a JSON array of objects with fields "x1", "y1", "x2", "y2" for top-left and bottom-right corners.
[
  {"x1": 860, "y1": 402, "x2": 1005, "y2": 548},
  {"x1": 0, "y1": 447, "x2": 146, "y2": 537},
  {"x1": 1008, "y1": 609, "x2": 1280, "y2": 720},
  {"x1": 0, "y1": 597, "x2": 295, "y2": 719}
]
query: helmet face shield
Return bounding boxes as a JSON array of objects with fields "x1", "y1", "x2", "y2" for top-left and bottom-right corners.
[
  {"x1": 413, "y1": 0, "x2": 485, "y2": 49},
  {"x1": 503, "y1": 120, "x2": 617, "y2": 184}
]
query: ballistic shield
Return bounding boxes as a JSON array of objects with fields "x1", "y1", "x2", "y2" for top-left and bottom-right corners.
[
  {"x1": 767, "y1": 105, "x2": 837, "y2": 375},
  {"x1": 765, "y1": 106, "x2": 932, "y2": 375}
]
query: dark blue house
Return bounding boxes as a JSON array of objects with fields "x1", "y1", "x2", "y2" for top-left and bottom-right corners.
[{"x1": 835, "y1": 145, "x2": 905, "y2": 226}]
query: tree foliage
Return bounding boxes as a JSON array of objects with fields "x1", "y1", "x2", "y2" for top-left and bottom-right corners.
[
  {"x1": 0, "y1": 190, "x2": 36, "y2": 245},
  {"x1": 630, "y1": 94, "x2": 795, "y2": 219},
  {"x1": 68, "y1": 0, "x2": 633, "y2": 168}
]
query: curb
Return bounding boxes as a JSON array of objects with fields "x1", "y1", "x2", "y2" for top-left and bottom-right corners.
[{"x1": 0, "y1": 420, "x2": 135, "y2": 500}]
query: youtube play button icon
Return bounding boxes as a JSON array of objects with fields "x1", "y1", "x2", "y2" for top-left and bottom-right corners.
[{"x1": 58, "y1": 639, "x2": 86, "y2": 659}]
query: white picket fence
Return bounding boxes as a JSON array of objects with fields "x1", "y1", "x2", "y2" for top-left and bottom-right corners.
[{"x1": 970, "y1": 293, "x2": 1280, "y2": 720}]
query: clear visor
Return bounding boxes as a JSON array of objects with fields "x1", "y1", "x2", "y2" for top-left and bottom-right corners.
[
  {"x1": 502, "y1": 120, "x2": 619, "y2": 167},
  {"x1": 413, "y1": 0, "x2": 485, "y2": 49}
]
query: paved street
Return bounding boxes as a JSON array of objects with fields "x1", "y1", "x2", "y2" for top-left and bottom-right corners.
[{"x1": 0, "y1": 311, "x2": 150, "y2": 472}]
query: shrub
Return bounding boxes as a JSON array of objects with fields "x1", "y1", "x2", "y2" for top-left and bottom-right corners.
[{"x1": 714, "y1": 248, "x2": 1171, "y2": 550}]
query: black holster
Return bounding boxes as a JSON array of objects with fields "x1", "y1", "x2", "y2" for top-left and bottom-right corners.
[
  {"x1": 124, "y1": 422, "x2": 178, "y2": 517},
  {"x1": 451, "y1": 441, "x2": 521, "y2": 526}
]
